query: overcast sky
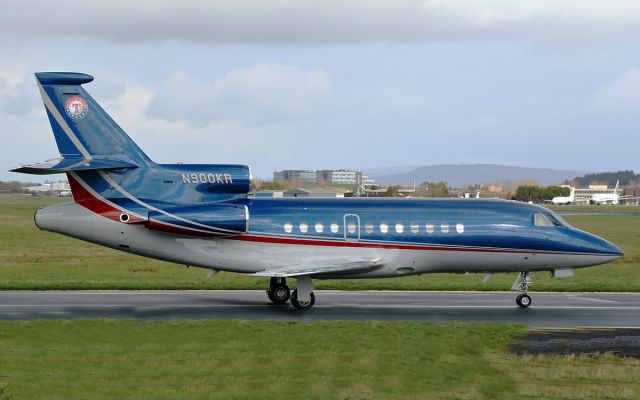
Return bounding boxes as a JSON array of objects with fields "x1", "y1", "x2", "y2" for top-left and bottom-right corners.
[{"x1": 1, "y1": 0, "x2": 639, "y2": 181}]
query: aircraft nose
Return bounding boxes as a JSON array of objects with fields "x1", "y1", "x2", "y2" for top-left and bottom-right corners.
[
  {"x1": 603, "y1": 240, "x2": 624, "y2": 257},
  {"x1": 589, "y1": 235, "x2": 624, "y2": 258}
]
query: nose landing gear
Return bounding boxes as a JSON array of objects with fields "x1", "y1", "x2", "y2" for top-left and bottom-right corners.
[
  {"x1": 516, "y1": 293, "x2": 531, "y2": 308},
  {"x1": 512, "y1": 272, "x2": 533, "y2": 308}
]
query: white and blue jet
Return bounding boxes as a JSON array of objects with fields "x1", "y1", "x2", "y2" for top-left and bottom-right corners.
[{"x1": 12, "y1": 72, "x2": 624, "y2": 310}]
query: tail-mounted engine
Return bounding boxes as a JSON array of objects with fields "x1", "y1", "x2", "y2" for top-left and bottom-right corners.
[{"x1": 147, "y1": 203, "x2": 248, "y2": 237}]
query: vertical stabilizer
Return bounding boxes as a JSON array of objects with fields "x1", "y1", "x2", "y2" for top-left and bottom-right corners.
[{"x1": 34, "y1": 72, "x2": 151, "y2": 165}]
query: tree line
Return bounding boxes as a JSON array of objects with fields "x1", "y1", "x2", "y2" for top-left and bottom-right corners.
[
  {"x1": 570, "y1": 170, "x2": 638, "y2": 187},
  {"x1": 514, "y1": 185, "x2": 569, "y2": 202}
]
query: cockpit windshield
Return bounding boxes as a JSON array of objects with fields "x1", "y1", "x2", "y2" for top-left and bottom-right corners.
[{"x1": 534, "y1": 212, "x2": 571, "y2": 228}]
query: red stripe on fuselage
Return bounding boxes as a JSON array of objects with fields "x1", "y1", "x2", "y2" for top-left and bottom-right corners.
[
  {"x1": 230, "y1": 234, "x2": 528, "y2": 253},
  {"x1": 66, "y1": 173, "x2": 224, "y2": 235},
  {"x1": 66, "y1": 172, "x2": 144, "y2": 223}
]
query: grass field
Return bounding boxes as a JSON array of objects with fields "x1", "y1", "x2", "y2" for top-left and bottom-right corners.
[
  {"x1": 0, "y1": 319, "x2": 639, "y2": 400},
  {"x1": 1, "y1": 195, "x2": 639, "y2": 291}
]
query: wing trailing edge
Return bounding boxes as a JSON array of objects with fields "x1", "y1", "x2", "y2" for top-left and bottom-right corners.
[{"x1": 252, "y1": 258, "x2": 384, "y2": 277}]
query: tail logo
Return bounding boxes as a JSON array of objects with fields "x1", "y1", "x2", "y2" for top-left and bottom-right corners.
[{"x1": 64, "y1": 96, "x2": 88, "y2": 119}]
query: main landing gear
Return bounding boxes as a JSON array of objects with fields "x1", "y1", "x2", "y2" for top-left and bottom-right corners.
[
  {"x1": 512, "y1": 271, "x2": 533, "y2": 308},
  {"x1": 266, "y1": 276, "x2": 315, "y2": 310},
  {"x1": 266, "y1": 277, "x2": 290, "y2": 304}
]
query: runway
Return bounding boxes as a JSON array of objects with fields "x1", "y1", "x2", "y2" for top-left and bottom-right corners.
[{"x1": 1, "y1": 290, "x2": 639, "y2": 327}]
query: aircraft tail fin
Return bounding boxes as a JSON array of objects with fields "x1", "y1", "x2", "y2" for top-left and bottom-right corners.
[
  {"x1": 29, "y1": 72, "x2": 151, "y2": 167},
  {"x1": 12, "y1": 72, "x2": 251, "y2": 207}
]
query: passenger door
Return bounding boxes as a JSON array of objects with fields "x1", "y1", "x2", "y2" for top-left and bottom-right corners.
[{"x1": 343, "y1": 214, "x2": 360, "y2": 242}]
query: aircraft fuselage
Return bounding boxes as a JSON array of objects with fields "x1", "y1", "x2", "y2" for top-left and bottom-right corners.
[{"x1": 35, "y1": 196, "x2": 623, "y2": 279}]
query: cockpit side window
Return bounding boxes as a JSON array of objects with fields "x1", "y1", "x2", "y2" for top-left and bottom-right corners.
[
  {"x1": 534, "y1": 213, "x2": 553, "y2": 227},
  {"x1": 545, "y1": 212, "x2": 571, "y2": 227},
  {"x1": 534, "y1": 212, "x2": 571, "y2": 228}
]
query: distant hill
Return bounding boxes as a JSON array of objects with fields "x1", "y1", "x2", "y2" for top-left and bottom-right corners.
[
  {"x1": 573, "y1": 170, "x2": 638, "y2": 187},
  {"x1": 363, "y1": 165, "x2": 420, "y2": 178},
  {"x1": 369, "y1": 164, "x2": 587, "y2": 187}
]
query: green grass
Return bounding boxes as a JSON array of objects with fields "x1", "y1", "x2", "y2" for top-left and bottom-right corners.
[
  {"x1": 547, "y1": 204, "x2": 640, "y2": 213},
  {"x1": 0, "y1": 320, "x2": 638, "y2": 400},
  {"x1": 1, "y1": 195, "x2": 639, "y2": 291}
]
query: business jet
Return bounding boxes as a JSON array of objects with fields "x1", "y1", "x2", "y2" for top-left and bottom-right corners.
[
  {"x1": 551, "y1": 188, "x2": 575, "y2": 205},
  {"x1": 589, "y1": 181, "x2": 638, "y2": 205},
  {"x1": 11, "y1": 72, "x2": 624, "y2": 310}
]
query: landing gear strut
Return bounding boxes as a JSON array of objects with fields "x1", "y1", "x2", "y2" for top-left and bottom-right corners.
[
  {"x1": 291, "y1": 276, "x2": 315, "y2": 310},
  {"x1": 512, "y1": 272, "x2": 533, "y2": 308},
  {"x1": 266, "y1": 277, "x2": 290, "y2": 304}
]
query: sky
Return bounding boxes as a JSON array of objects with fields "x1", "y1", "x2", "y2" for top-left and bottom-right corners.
[{"x1": 1, "y1": 0, "x2": 639, "y2": 181}]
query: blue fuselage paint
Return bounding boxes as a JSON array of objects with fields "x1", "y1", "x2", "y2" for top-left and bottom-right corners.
[{"x1": 242, "y1": 198, "x2": 622, "y2": 256}]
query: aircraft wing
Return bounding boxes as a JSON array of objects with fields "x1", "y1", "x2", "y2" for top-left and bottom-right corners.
[{"x1": 251, "y1": 258, "x2": 384, "y2": 277}]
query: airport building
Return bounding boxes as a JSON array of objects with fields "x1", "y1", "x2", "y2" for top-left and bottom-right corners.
[
  {"x1": 273, "y1": 170, "x2": 318, "y2": 185},
  {"x1": 274, "y1": 169, "x2": 375, "y2": 187},
  {"x1": 24, "y1": 181, "x2": 71, "y2": 194},
  {"x1": 283, "y1": 188, "x2": 342, "y2": 198}
]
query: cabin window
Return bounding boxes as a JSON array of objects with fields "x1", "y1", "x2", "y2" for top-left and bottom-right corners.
[
  {"x1": 395, "y1": 223, "x2": 404, "y2": 234},
  {"x1": 410, "y1": 222, "x2": 419, "y2": 233},
  {"x1": 380, "y1": 222, "x2": 389, "y2": 234},
  {"x1": 330, "y1": 222, "x2": 339, "y2": 233},
  {"x1": 284, "y1": 222, "x2": 293, "y2": 233},
  {"x1": 347, "y1": 222, "x2": 357, "y2": 234},
  {"x1": 456, "y1": 223, "x2": 464, "y2": 233},
  {"x1": 299, "y1": 222, "x2": 308, "y2": 233},
  {"x1": 441, "y1": 223, "x2": 450, "y2": 233},
  {"x1": 426, "y1": 223, "x2": 435, "y2": 234},
  {"x1": 365, "y1": 222, "x2": 374, "y2": 234},
  {"x1": 315, "y1": 222, "x2": 324, "y2": 233}
]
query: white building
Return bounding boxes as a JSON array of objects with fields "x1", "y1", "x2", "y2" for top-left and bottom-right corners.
[
  {"x1": 275, "y1": 169, "x2": 375, "y2": 187},
  {"x1": 24, "y1": 182, "x2": 71, "y2": 193}
]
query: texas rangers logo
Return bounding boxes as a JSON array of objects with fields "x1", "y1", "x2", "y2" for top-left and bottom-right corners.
[{"x1": 64, "y1": 96, "x2": 88, "y2": 119}]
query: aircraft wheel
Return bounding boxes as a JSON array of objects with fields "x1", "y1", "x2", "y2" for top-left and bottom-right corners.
[
  {"x1": 291, "y1": 290, "x2": 315, "y2": 310},
  {"x1": 516, "y1": 293, "x2": 531, "y2": 308},
  {"x1": 267, "y1": 284, "x2": 290, "y2": 304}
]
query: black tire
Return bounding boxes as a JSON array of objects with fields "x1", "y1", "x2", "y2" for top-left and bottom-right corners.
[
  {"x1": 291, "y1": 290, "x2": 315, "y2": 310},
  {"x1": 516, "y1": 293, "x2": 531, "y2": 308},
  {"x1": 268, "y1": 284, "x2": 290, "y2": 304},
  {"x1": 266, "y1": 289, "x2": 276, "y2": 302}
]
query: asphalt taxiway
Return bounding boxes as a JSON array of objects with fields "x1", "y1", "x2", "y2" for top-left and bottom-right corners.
[{"x1": 0, "y1": 290, "x2": 639, "y2": 328}]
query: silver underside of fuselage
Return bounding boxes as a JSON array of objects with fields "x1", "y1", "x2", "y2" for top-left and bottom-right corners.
[{"x1": 34, "y1": 202, "x2": 620, "y2": 278}]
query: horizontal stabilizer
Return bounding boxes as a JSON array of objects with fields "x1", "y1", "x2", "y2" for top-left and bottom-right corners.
[
  {"x1": 10, "y1": 156, "x2": 138, "y2": 175},
  {"x1": 251, "y1": 258, "x2": 384, "y2": 277}
]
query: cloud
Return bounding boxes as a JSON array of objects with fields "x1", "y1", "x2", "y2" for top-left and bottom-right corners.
[
  {"x1": 146, "y1": 64, "x2": 333, "y2": 125},
  {"x1": 591, "y1": 68, "x2": 640, "y2": 112},
  {"x1": 0, "y1": 0, "x2": 638, "y2": 44},
  {"x1": 0, "y1": 74, "x2": 42, "y2": 116}
]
